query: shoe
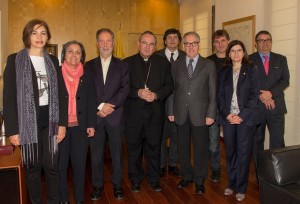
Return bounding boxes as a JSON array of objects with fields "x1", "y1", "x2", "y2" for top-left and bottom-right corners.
[
  {"x1": 236, "y1": 193, "x2": 245, "y2": 201},
  {"x1": 59, "y1": 202, "x2": 70, "y2": 204},
  {"x1": 160, "y1": 167, "x2": 166, "y2": 177},
  {"x1": 131, "y1": 183, "x2": 141, "y2": 193},
  {"x1": 113, "y1": 185, "x2": 124, "y2": 200},
  {"x1": 90, "y1": 186, "x2": 103, "y2": 201},
  {"x1": 211, "y1": 170, "x2": 220, "y2": 183},
  {"x1": 195, "y1": 184, "x2": 205, "y2": 195},
  {"x1": 75, "y1": 202, "x2": 84, "y2": 204},
  {"x1": 150, "y1": 182, "x2": 162, "y2": 192},
  {"x1": 177, "y1": 179, "x2": 192, "y2": 189},
  {"x1": 169, "y1": 166, "x2": 180, "y2": 176},
  {"x1": 224, "y1": 188, "x2": 234, "y2": 196}
]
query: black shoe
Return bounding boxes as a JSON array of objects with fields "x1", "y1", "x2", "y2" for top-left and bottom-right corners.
[
  {"x1": 59, "y1": 202, "x2": 70, "y2": 204},
  {"x1": 113, "y1": 185, "x2": 124, "y2": 200},
  {"x1": 177, "y1": 179, "x2": 192, "y2": 189},
  {"x1": 195, "y1": 184, "x2": 205, "y2": 195},
  {"x1": 169, "y1": 166, "x2": 180, "y2": 176},
  {"x1": 131, "y1": 183, "x2": 141, "y2": 193},
  {"x1": 211, "y1": 170, "x2": 220, "y2": 183},
  {"x1": 150, "y1": 182, "x2": 162, "y2": 192},
  {"x1": 160, "y1": 167, "x2": 166, "y2": 177},
  {"x1": 90, "y1": 186, "x2": 103, "y2": 201},
  {"x1": 75, "y1": 202, "x2": 84, "y2": 204}
]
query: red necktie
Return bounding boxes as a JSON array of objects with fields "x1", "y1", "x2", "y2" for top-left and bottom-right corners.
[{"x1": 263, "y1": 55, "x2": 269, "y2": 75}]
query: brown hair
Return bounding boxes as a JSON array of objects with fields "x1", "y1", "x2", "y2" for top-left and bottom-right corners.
[
  {"x1": 225, "y1": 40, "x2": 253, "y2": 66},
  {"x1": 22, "y1": 19, "x2": 51, "y2": 48}
]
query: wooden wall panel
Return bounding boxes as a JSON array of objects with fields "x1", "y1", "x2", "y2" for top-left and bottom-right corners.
[{"x1": 8, "y1": 0, "x2": 179, "y2": 61}]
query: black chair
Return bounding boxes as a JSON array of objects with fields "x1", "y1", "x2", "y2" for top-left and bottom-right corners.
[{"x1": 257, "y1": 145, "x2": 300, "y2": 204}]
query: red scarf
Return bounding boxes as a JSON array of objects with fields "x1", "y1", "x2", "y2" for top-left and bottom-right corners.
[{"x1": 62, "y1": 61, "x2": 84, "y2": 125}]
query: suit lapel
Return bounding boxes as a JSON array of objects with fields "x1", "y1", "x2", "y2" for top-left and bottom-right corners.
[
  {"x1": 105, "y1": 57, "x2": 114, "y2": 87},
  {"x1": 191, "y1": 55, "x2": 205, "y2": 80}
]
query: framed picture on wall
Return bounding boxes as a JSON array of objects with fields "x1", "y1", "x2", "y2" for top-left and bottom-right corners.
[
  {"x1": 45, "y1": 44, "x2": 58, "y2": 57},
  {"x1": 222, "y1": 15, "x2": 256, "y2": 53}
]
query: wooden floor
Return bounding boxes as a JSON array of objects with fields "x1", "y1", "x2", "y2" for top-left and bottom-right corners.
[{"x1": 58, "y1": 139, "x2": 259, "y2": 204}]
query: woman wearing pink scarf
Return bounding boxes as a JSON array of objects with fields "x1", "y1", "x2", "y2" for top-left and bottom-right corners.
[{"x1": 59, "y1": 41, "x2": 96, "y2": 204}]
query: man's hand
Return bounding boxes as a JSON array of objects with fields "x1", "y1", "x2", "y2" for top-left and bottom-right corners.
[
  {"x1": 87, "y1": 128, "x2": 95, "y2": 137},
  {"x1": 56, "y1": 126, "x2": 66, "y2": 143},
  {"x1": 138, "y1": 89, "x2": 157, "y2": 102},
  {"x1": 101, "y1": 103, "x2": 115, "y2": 115},
  {"x1": 259, "y1": 90, "x2": 272, "y2": 102},
  {"x1": 231, "y1": 115, "x2": 243, "y2": 124},
  {"x1": 263, "y1": 99, "x2": 275, "y2": 110},
  {"x1": 168, "y1": 115, "x2": 175, "y2": 122},
  {"x1": 205, "y1": 118, "x2": 214, "y2": 125},
  {"x1": 9, "y1": 134, "x2": 20, "y2": 146}
]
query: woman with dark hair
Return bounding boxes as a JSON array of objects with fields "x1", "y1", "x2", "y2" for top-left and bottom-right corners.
[
  {"x1": 217, "y1": 40, "x2": 259, "y2": 201},
  {"x1": 59, "y1": 41, "x2": 96, "y2": 204},
  {"x1": 3, "y1": 19, "x2": 68, "y2": 204}
]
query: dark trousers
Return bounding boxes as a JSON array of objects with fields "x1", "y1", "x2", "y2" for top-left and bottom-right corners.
[
  {"x1": 253, "y1": 113, "x2": 285, "y2": 167},
  {"x1": 126, "y1": 110, "x2": 162, "y2": 184},
  {"x1": 59, "y1": 126, "x2": 89, "y2": 202},
  {"x1": 176, "y1": 116, "x2": 209, "y2": 186},
  {"x1": 160, "y1": 117, "x2": 178, "y2": 168},
  {"x1": 223, "y1": 123, "x2": 255, "y2": 194},
  {"x1": 208, "y1": 122, "x2": 221, "y2": 171},
  {"x1": 26, "y1": 126, "x2": 59, "y2": 204},
  {"x1": 90, "y1": 120, "x2": 123, "y2": 187}
]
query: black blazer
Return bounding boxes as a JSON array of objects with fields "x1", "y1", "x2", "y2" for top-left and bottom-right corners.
[
  {"x1": 85, "y1": 56, "x2": 129, "y2": 126},
  {"x1": 123, "y1": 53, "x2": 173, "y2": 127},
  {"x1": 217, "y1": 64, "x2": 259, "y2": 126},
  {"x1": 249, "y1": 52, "x2": 289, "y2": 116},
  {"x1": 59, "y1": 66, "x2": 97, "y2": 131},
  {"x1": 3, "y1": 53, "x2": 68, "y2": 137}
]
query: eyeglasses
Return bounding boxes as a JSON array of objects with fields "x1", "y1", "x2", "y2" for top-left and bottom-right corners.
[
  {"x1": 256, "y1": 38, "x2": 272, "y2": 44},
  {"x1": 140, "y1": 41, "x2": 156, "y2": 48},
  {"x1": 230, "y1": 49, "x2": 243, "y2": 54},
  {"x1": 184, "y1": 41, "x2": 199, "y2": 47}
]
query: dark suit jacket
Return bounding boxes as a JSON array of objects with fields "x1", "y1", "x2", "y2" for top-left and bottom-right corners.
[
  {"x1": 3, "y1": 53, "x2": 68, "y2": 137},
  {"x1": 217, "y1": 64, "x2": 259, "y2": 126},
  {"x1": 249, "y1": 52, "x2": 289, "y2": 116},
  {"x1": 155, "y1": 48, "x2": 186, "y2": 62},
  {"x1": 59, "y1": 66, "x2": 97, "y2": 131},
  {"x1": 168, "y1": 54, "x2": 217, "y2": 126},
  {"x1": 123, "y1": 53, "x2": 173, "y2": 127},
  {"x1": 85, "y1": 56, "x2": 129, "y2": 126}
]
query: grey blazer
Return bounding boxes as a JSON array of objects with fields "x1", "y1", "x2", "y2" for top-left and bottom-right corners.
[{"x1": 168, "y1": 54, "x2": 217, "y2": 126}]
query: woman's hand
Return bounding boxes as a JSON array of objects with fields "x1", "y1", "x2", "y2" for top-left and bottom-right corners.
[
  {"x1": 56, "y1": 126, "x2": 66, "y2": 143},
  {"x1": 9, "y1": 134, "x2": 20, "y2": 146},
  {"x1": 87, "y1": 128, "x2": 95, "y2": 137}
]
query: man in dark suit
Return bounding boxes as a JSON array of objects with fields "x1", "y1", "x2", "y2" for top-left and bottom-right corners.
[
  {"x1": 206, "y1": 29, "x2": 230, "y2": 183},
  {"x1": 86, "y1": 28, "x2": 129, "y2": 201},
  {"x1": 249, "y1": 30, "x2": 290, "y2": 170},
  {"x1": 155, "y1": 28, "x2": 185, "y2": 177},
  {"x1": 123, "y1": 31, "x2": 173, "y2": 193},
  {"x1": 168, "y1": 31, "x2": 217, "y2": 194}
]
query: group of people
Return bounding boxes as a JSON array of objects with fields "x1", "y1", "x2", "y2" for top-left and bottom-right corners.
[{"x1": 3, "y1": 18, "x2": 289, "y2": 204}]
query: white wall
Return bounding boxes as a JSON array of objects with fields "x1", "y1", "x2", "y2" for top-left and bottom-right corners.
[{"x1": 180, "y1": 0, "x2": 300, "y2": 147}]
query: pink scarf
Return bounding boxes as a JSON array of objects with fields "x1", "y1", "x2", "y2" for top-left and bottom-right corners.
[{"x1": 62, "y1": 61, "x2": 84, "y2": 125}]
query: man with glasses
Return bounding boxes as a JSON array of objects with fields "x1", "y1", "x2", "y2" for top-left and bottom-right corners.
[
  {"x1": 249, "y1": 30, "x2": 290, "y2": 177},
  {"x1": 155, "y1": 28, "x2": 185, "y2": 177},
  {"x1": 123, "y1": 31, "x2": 173, "y2": 193},
  {"x1": 207, "y1": 29, "x2": 230, "y2": 183},
  {"x1": 86, "y1": 28, "x2": 129, "y2": 200},
  {"x1": 167, "y1": 31, "x2": 217, "y2": 194}
]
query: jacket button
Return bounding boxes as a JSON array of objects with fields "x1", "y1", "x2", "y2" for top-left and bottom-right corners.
[
  {"x1": 77, "y1": 97, "x2": 80, "y2": 100},
  {"x1": 78, "y1": 111, "x2": 81, "y2": 115}
]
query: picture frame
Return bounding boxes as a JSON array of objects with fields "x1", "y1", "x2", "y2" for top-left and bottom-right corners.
[
  {"x1": 45, "y1": 44, "x2": 58, "y2": 57},
  {"x1": 222, "y1": 15, "x2": 256, "y2": 53}
]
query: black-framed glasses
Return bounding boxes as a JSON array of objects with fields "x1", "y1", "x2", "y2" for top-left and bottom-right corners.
[
  {"x1": 256, "y1": 38, "x2": 272, "y2": 44},
  {"x1": 184, "y1": 41, "x2": 199, "y2": 47}
]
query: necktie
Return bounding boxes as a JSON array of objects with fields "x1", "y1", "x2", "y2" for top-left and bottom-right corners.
[
  {"x1": 187, "y1": 59, "x2": 194, "y2": 78},
  {"x1": 263, "y1": 55, "x2": 269, "y2": 75},
  {"x1": 170, "y1": 52, "x2": 175, "y2": 63}
]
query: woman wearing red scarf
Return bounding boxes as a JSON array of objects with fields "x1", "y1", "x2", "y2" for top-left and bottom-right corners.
[{"x1": 59, "y1": 41, "x2": 96, "y2": 204}]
